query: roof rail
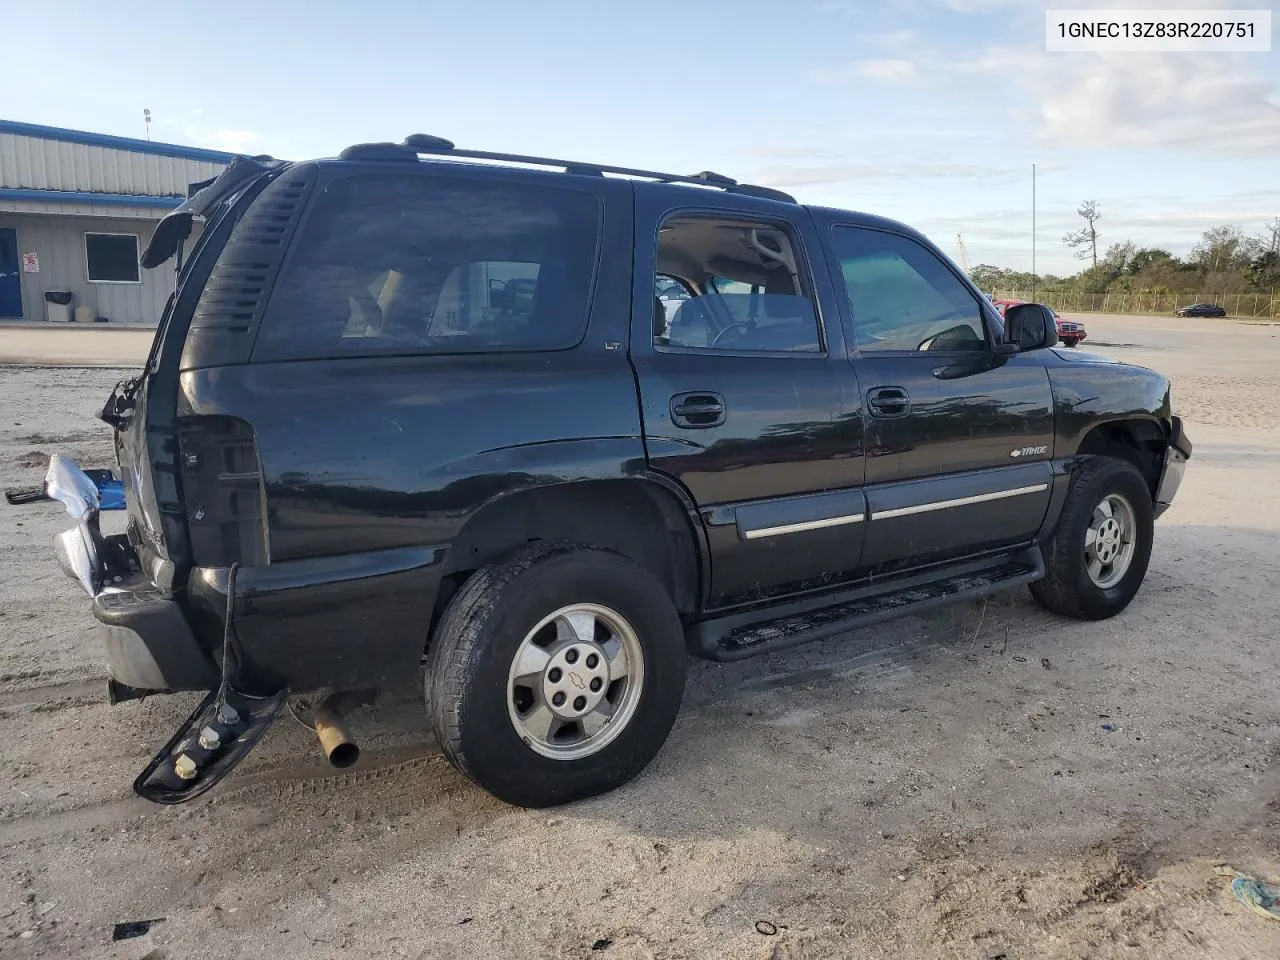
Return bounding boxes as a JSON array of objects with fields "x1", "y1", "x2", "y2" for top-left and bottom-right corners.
[{"x1": 336, "y1": 135, "x2": 796, "y2": 203}]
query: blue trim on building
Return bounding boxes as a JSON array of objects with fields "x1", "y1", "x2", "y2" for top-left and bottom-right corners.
[
  {"x1": 0, "y1": 119, "x2": 237, "y2": 163},
  {"x1": 0, "y1": 187, "x2": 183, "y2": 209}
]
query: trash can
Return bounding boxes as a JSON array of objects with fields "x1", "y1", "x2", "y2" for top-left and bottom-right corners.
[{"x1": 44, "y1": 291, "x2": 73, "y2": 323}]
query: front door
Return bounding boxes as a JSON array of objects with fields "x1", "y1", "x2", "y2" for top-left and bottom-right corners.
[
  {"x1": 0, "y1": 229, "x2": 22, "y2": 318},
  {"x1": 630, "y1": 186, "x2": 866, "y2": 608},
  {"x1": 823, "y1": 221, "x2": 1055, "y2": 573}
]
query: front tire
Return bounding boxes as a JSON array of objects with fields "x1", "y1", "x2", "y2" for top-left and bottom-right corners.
[
  {"x1": 426, "y1": 542, "x2": 687, "y2": 808},
  {"x1": 1061, "y1": 337, "x2": 1080, "y2": 348},
  {"x1": 1030, "y1": 457, "x2": 1154, "y2": 620}
]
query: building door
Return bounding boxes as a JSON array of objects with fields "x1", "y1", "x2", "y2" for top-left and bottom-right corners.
[{"x1": 0, "y1": 229, "x2": 22, "y2": 318}]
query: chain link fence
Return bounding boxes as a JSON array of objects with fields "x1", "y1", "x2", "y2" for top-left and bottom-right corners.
[{"x1": 991, "y1": 290, "x2": 1280, "y2": 319}]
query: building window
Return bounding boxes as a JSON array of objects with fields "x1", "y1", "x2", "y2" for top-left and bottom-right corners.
[{"x1": 85, "y1": 233, "x2": 140, "y2": 283}]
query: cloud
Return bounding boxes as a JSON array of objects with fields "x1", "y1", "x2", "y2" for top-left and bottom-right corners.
[
  {"x1": 864, "y1": 28, "x2": 919, "y2": 46},
  {"x1": 184, "y1": 125, "x2": 263, "y2": 153},
  {"x1": 753, "y1": 161, "x2": 1043, "y2": 187},
  {"x1": 882, "y1": 0, "x2": 1030, "y2": 11},
  {"x1": 737, "y1": 145, "x2": 839, "y2": 159},
  {"x1": 916, "y1": 196, "x2": 1280, "y2": 270},
  {"x1": 818, "y1": 37, "x2": 1280, "y2": 157},
  {"x1": 930, "y1": 0, "x2": 1022, "y2": 9},
  {"x1": 813, "y1": 58, "x2": 923, "y2": 86},
  {"x1": 1029, "y1": 52, "x2": 1280, "y2": 156},
  {"x1": 856, "y1": 58, "x2": 921, "y2": 84}
]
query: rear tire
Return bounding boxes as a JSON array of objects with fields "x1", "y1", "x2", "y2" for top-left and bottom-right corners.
[
  {"x1": 1030, "y1": 457, "x2": 1154, "y2": 620},
  {"x1": 426, "y1": 541, "x2": 687, "y2": 808}
]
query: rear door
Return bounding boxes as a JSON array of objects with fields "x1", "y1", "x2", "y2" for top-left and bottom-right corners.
[
  {"x1": 630, "y1": 186, "x2": 865, "y2": 608},
  {"x1": 822, "y1": 221, "x2": 1055, "y2": 573}
]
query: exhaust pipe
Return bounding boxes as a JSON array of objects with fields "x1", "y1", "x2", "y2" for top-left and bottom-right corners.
[{"x1": 312, "y1": 696, "x2": 360, "y2": 768}]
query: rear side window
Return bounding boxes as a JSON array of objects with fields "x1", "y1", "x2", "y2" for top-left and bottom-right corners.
[
  {"x1": 254, "y1": 175, "x2": 601, "y2": 361},
  {"x1": 654, "y1": 215, "x2": 821, "y2": 353}
]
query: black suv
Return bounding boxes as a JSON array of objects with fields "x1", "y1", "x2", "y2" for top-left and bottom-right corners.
[
  {"x1": 1174, "y1": 303, "x2": 1227, "y2": 318},
  {"x1": 52, "y1": 136, "x2": 1190, "y2": 807}
]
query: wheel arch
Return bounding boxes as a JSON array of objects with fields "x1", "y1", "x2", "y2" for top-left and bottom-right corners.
[
  {"x1": 1075, "y1": 417, "x2": 1166, "y2": 498},
  {"x1": 431, "y1": 477, "x2": 706, "y2": 642}
]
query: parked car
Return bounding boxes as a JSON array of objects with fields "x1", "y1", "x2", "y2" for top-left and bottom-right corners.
[
  {"x1": 1175, "y1": 303, "x2": 1227, "y2": 318},
  {"x1": 50, "y1": 138, "x2": 1190, "y2": 808},
  {"x1": 993, "y1": 298, "x2": 1087, "y2": 347}
]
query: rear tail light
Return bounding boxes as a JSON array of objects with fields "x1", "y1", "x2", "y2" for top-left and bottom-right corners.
[{"x1": 177, "y1": 417, "x2": 268, "y2": 567}]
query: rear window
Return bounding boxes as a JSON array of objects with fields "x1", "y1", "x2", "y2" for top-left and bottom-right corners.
[{"x1": 253, "y1": 174, "x2": 601, "y2": 361}]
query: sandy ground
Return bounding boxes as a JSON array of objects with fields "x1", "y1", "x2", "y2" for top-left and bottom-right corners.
[
  {"x1": 2, "y1": 313, "x2": 1279, "y2": 959},
  {"x1": 0, "y1": 326, "x2": 155, "y2": 368}
]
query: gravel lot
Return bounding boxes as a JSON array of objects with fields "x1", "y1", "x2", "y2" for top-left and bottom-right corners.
[{"x1": 2, "y1": 314, "x2": 1279, "y2": 959}]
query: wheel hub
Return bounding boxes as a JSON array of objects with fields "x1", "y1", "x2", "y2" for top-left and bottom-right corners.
[
  {"x1": 1084, "y1": 492, "x2": 1137, "y2": 589},
  {"x1": 540, "y1": 643, "x2": 610, "y2": 718},
  {"x1": 506, "y1": 603, "x2": 645, "y2": 761}
]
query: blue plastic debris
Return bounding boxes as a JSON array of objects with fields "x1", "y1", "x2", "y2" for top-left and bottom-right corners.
[
  {"x1": 84, "y1": 469, "x2": 125, "y2": 511},
  {"x1": 1216, "y1": 864, "x2": 1280, "y2": 922}
]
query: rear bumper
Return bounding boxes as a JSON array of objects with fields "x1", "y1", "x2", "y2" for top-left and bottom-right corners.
[
  {"x1": 1154, "y1": 416, "x2": 1192, "y2": 518},
  {"x1": 94, "y1": 575, "x2": 219, "y2": 692},
  {"x1": 54, "y1": 522, "x2": 218, "y2": 693},
  {"x1": 55, "y1": 510, "x2": 445, "y2": 697}
]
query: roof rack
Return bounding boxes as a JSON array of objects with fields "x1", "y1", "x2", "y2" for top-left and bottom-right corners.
[{"x1": 336, "y1": 135, "x2": 796, "y2": 203}]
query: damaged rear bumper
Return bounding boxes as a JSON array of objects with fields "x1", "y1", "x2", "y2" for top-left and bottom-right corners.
[
  {"x1": 47, "y1": 456, "x2": 443, "y2": 802},
  {"x1": 47, "y1": 455, "x2": 217, "y2": 697},
  {"x1": 94, "y1": 576, "x2": 219, "y2": 696}
]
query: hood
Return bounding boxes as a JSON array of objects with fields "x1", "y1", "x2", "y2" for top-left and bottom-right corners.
[{"x1": 1050, "y1": 346, "x2": 1120, "y2": 363}]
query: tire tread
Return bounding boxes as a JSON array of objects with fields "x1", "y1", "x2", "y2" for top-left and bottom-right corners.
[
  {"x1": 1030, "y1": 456, "x2": 1153, "y2": 620},
  {"x1": 425, "y1": 540, "x2": 686, "y2": 807}
]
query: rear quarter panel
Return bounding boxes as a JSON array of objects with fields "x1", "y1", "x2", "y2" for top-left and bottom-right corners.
[{"x1": 178, "y1": 353, "x2": 647, "y2": 562}]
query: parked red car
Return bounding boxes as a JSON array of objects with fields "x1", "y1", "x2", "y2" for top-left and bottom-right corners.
[{"x1": 992, "y1": 299, "x2": 1087, "y2": 348}]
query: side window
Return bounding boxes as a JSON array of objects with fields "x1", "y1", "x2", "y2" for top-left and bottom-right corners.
[
  {"x1": 654, "y1": 215, "x2": 821, "y2": 353},
  {"x1": 830, "y1": 226, "x2": 986, "y2": 353},
  {"x1": 255, "y1": 175, "x2": 600, "y2": 361}
]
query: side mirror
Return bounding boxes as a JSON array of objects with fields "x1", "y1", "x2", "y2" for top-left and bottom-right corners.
[{"x1": 1004, "y1": 303, "x2": 1059, "y2": 352}]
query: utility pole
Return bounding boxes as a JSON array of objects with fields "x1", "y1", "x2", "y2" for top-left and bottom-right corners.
[{"x1": 1032, "y1": 162, "x2": 1037, "y2": 300}]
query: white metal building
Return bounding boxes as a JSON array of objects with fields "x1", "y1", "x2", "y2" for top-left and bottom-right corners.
[{"x1": 0, "y1": 120, "x2": 233, "y2": 325}]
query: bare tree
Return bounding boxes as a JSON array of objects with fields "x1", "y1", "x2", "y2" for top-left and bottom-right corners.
[
  {"x1": 1063, "y1": 201, "x2": 1101, "y2": 268},
  {"x1": 1262, "y1": 216, "x2": 1280, "y2": 255}
]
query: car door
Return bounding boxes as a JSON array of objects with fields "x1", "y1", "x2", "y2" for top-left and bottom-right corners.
[
  {"x1": 822, "y1": 220, "x2": 1055, "y2": 573},
  {"x1": 630, "y1": 186, "x2": 865, "y2": 608}
]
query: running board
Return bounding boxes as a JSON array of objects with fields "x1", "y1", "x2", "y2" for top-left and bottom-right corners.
[{"x1": 688, "y1": 547, "x2": 1044, "y2": 662}]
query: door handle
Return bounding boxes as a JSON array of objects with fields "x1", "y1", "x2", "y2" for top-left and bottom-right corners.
[
  {"x1": 867, "y1": 386, "x2": 910, "y2": 418},
  {"x1": 670, "y1": 392, "x2": 726, "y2": 429}
]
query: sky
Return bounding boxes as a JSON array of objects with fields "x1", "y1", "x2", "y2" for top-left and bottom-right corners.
[{"x1": 2, "y1": 0, "x2": 1277, "y2": 274}]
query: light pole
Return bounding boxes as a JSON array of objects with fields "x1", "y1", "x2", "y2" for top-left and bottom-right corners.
[{"x1": 1032, "y1": 162, "x2": 1037, "y2": 300}]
